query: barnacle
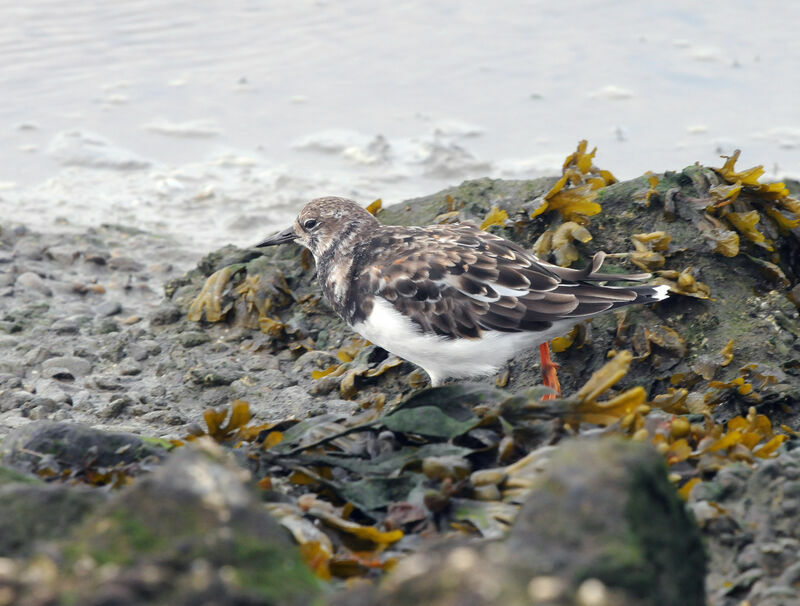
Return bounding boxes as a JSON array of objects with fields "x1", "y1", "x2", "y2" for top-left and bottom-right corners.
[{"x1": 480, "y1": 206, "x2": 509, "y2": 230}]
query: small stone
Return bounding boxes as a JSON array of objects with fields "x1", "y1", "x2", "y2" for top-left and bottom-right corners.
[
  {"x1": 0, "y1": 391, "x2": 34, "y2": 412},
  {"x1": 118, "y1": 361, "x2": 142, "y2": 376},
  {"x1": 32, "y1": 379, "x2": 70, "y2": 405},
  {"x1": 46, "y1": 245, "x2": 79, "y2": 264},
  {"x1": 148, "y1": 304, "x2": 182, "y2": 326},
  {"x1": 178, "y1": 331, "x2": 211, "y2": 347},
  {"x1": 528, "y1": 576, "x2": 567, "y2": 602},
  {"x1": 101, "y1": 396, "x2": 132, "y2": 418},
  {"x1": 577, "y1": 578, "x2": 610, "y2": 606},
  {"x1": 84, "y1": 250, "x2": 108, "y2": 265},
  {"x1": 42, "y1": 356, "x2": 92, "y2": 378},
  {"x1": 129, "y1": 340, "x2": 161, "y2": 361},
  {"x1": 0, "y1": 336, "x2": 18, "y2": 349},
  {"x1": 91, "y1": 375, "x2": 123, "y2": 391},
  {"x1": 122, "y1": 315, "x2": 141, "y2": 325},
  {"x1": 185, "y1": 367, "x2": 241, "y2": 387},
  {"x1": 15, "y1": 272, "x2": 52, "y2": 296},
  {"x1": 94, "y1": 318, "x2": 120, "y2": 334},
  {"x1": 108, "y1": 256, "x2": 144, "y2": 272},
  {"x1": 50, "y1": 319, "x2": 79, "y2": 335},
  {"x1": 94, "y1": 301, "x2": 122, "y2": 317}
]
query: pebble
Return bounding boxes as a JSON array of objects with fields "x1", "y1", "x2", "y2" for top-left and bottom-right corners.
[
  {"x1": 31, "y1": 379, "x2": 70, "y2": 405},
  {"x1": 101, "y1": 395, "x2": 133, "y2": 418},
  {"x1": 94, "y1": 301, "x2": 122, "y2": 317},
  {"x1": 108, "y1": 256, "x2": 144, "y2": 272},
  {"x1": 148, "y1": 304, "x2": 182, "y2": 326},
  {"x1": 42, "y1": 356, "x2": 92, "y2": 378},
  {"x1": 46, "y1": 245, "x2": 79, "y2": 265},
  {"x1": 49, "y1": 319, "x2": 79, "y2": 334},
  {"x1": 15, "y1": 272, "x2": 52, "y2": 296},
  {"x1": 93, "y1": 318, "x2": 120, "y2": 334},
  {"x1": 0, "y1": 336, "x2": 18, "y2": 349},
  {"x1": 0, "y1": 390, "x2": 34, "y2": 412},
  {"x1": 178, "y1": 331, "x2": 211, "y2": 347},
  {"x1": 118, "y1": 361, "x2": 142, "y2": 376}
]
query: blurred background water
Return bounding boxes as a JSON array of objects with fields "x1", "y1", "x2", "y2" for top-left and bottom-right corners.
[{"x1": 1, "y1": 0, "x2": 798, "y2": 253}]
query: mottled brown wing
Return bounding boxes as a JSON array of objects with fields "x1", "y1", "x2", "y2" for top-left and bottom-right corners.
[
  {"x1": 352, "y1": 223, "x2": 654, "y2": 339},
  {"x1": 347, "y1": 225, "x2": 546, "y2": 338}
]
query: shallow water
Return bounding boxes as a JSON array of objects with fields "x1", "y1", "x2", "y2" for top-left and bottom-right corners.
[{"x1": 1, "y1": 0, "x2": 798, "y2": 254}]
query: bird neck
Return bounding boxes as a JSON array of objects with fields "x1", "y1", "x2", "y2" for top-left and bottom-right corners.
[{"x1": 314, "y1": 221, "x2": 377, "y2": 322}]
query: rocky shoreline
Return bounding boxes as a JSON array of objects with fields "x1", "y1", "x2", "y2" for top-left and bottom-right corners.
[{"x1": 1, "y1": 152, "x2": 799, "y2": 605}]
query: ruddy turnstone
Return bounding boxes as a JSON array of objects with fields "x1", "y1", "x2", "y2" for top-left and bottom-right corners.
[{"x1": 257, "y1": 196, "x2": 668, "y2": 392}]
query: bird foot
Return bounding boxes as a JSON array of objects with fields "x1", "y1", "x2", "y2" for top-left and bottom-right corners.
[{"x1": 539, "y1": 342, "x2": 561, "y2": 401}]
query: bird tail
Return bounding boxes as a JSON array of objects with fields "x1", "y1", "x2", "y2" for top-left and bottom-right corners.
[{"x1": 629, "y1": 283, "x2": 670, "y2": 305}]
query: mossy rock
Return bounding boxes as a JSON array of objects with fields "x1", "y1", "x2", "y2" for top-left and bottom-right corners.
[
  {"x1": 0, "y1": 482, "x2": 104, "y2": 556},
  {"x1": 507, "y1": 438, "x2": 706, "y2": 606},
  {"x1": 56, "y1": 441, "x2": 323, "y2": 606}
]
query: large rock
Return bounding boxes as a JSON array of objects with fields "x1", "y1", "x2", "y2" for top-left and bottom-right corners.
[
  {"x1": 0, "y1": 482, "x2": 104, "y2": 556},
  {"x1": 0, "y1": 421, "x2": 167, "y2": 474},
  {"x1": 506, "y1": 438, "x2": 706, "y2": 605},
  {"x1": 332, "y1": 438, "x2": 706, "y2": 606},
  {"x1": 5, "y1": 440, "x2": 324, "y2": 606}
]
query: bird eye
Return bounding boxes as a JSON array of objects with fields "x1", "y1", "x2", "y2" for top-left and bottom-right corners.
[{"x1": 303, "y1": 219, "x2": 318, "y2": 230}]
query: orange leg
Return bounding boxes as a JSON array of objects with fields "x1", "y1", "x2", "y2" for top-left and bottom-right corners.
[{"x1": 539, "y1": 342, "x2": 561, "y2": 400}]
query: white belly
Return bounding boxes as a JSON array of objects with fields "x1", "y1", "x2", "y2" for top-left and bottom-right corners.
[{"x1": 351, "y1": 297, "x2": 577, "y2": 386}]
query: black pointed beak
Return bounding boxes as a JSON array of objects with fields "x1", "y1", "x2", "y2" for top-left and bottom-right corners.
[{"x1": 255, "y1": 226, "x2": 297, "y2": 247}]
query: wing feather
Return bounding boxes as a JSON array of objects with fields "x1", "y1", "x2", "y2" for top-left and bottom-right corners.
[{"x1": 352, "y1": 223, "x2": 656, "y2": 339}]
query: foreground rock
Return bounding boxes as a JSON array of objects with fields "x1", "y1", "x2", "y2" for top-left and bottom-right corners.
[
  {"x1": 693, "y1": 447, "x2": 800, "y2": 606},
  {"x1": 333, "y1": 439, "x2": 706, "y2": 606},
  {"x1": 0, "y1": 421, "x2": 167, "y2": 474},
  {"x1": 0, "y1": 440, "x2": 323, "y2": 606}
]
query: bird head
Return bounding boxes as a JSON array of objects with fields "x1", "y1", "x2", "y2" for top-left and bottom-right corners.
[{"x1": 255, "y1": 196, "x2": 378, "y2": 260}]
